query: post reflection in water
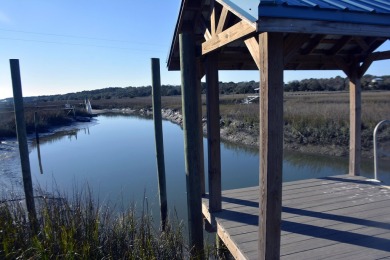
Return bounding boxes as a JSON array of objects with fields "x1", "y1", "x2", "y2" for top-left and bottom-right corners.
[{"x1": 36, "y1": 141, "x2": 43, "y2": 175}]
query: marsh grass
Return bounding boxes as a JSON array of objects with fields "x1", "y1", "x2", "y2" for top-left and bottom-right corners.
[
  {"x1": 0, "y1": 187, "x2": 188, "y2": 259},
  {"x1": 41, "y1": 92, "x2": 390, "y2": 148},
  {"x1": 0, "y1": 105, "x2": 86, "y2": 138},
  {"x1": 2, "y1": 91, "x2": 389, "y2": 150},
  {"x1": 283, "y1": 92, "x2": 390, "y2": 148}
]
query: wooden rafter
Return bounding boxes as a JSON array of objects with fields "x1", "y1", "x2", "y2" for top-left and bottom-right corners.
[
  {"x1": 325, "y1": 36, "x2": 351, "y2": 55},
  {"x1": 283, "y1": 34, "x2": 311, "y2": 65},
  {"x1": 300, "y1": 35, "x2": 324, "y2": 55},
  {"x1": 244, "y1": 37, "x2": 260, "y2": 69},
  {"x1": 200, "y1": 0, "x2": 257, "y2": 55},
  {"x1": 216, "y1": 7, "x2": 229, "y2": 34},
  {"x1": 210, "y1": 4, "x2": 216, "y2": 36}
]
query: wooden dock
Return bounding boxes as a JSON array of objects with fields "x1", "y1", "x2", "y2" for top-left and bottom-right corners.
[{"x1": 202, "y1": 175, "x2": 390, "y2": 259}]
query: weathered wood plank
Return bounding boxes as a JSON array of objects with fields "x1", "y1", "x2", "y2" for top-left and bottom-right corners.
[
  {"x1": 202, "y1": 175, "x2": 390, "y2": 259},
  {"x1": 281, "y1": 226, "x2": 390, "y2": 256},
  {"x1": 282, "y1": 200, "x2": 390, "y2": 235}
]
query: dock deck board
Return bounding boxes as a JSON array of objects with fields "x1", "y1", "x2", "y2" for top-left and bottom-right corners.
[{"x1": 202, "y1": 175, "x2": 390, "y2": 259}]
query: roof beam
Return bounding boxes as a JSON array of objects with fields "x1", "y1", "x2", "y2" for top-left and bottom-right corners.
[
  {"x1": 258, "y1": 18, "x2": 390, "y2": 38},
  {"x1": 202, "y1": 20, "x2": 256, "y2": 55}
]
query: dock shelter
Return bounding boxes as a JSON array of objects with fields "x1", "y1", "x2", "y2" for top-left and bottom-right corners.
[{"x1": 167, "y1": 0, "x2": 390, "y2": 259}]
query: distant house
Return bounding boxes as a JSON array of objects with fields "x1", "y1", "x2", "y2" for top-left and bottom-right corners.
[{"x1": 370, "y1": 77, "x2": 384, "y2": 88}]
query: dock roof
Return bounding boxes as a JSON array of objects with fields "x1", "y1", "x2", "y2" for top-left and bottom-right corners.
[{"x1": 167, "y1": 0, "x2": 390, "y2": 71}]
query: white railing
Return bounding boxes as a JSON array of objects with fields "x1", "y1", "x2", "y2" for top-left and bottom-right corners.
[{"x1": 373, "y1": 120, "x2": 390, "y2": 182}]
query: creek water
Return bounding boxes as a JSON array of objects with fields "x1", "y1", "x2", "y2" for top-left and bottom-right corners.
[{"x1": 2, "y1": 114, "x2": 390, "y2": 228}]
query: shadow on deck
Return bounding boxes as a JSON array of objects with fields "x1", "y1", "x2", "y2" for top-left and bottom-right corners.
[{"x1": 202, "y1": 175, "x2": 390, "y2": 259}]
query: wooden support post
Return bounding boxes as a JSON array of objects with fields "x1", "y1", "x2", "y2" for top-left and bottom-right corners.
[
  {"x1": 179, "y1": 30, "x2": 204, "y2": 257},
  {"x1": 10, "y1": 59, "x2": 38, "y2": 233},
  {"x1": 348, "y1": 70, "x2": 361, "y2": 176},
  {"x1": 258, "y1": 32, "x2": 284, "y2": 259},
  {"x1": 151, "y1": 58, "x2": 168, "y2": 231},
  {"x1": 196, "y1": 65, "x2": 206, "y2": 196},
  {"x1": 205, "y1": 52, "x2": 221, "y2": 212}
]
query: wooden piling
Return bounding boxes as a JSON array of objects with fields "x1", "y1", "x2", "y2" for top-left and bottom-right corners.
[
  {"x1": 179, "y1": 30, "x2": 204, "y2": 257},
  {"x1": 205, "y1": 52, "x2": 221, "y2": 212},
  {"x1": 151, "y1": 58, "x2": 168, "y2": 231},
  {"x1": 348, "y1": 70, "x2": 361, "y2": 176},
  {"x1": 258, "y1": 32, "x2": 284, "y2": 260},
  {"x1": 10, "y1": 59, "x2": 38, "y2": 233}
]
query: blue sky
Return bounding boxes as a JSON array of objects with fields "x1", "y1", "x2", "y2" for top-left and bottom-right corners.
[{"x1": 0, "y1": 0, "x2": 389, "y2": 99}]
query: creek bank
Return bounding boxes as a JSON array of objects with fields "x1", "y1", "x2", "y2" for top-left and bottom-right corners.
[
  {"x1": 159, "y1": 108, "x2": 373, "y2": 158},
  {"x1": 93, "y1": 108, "x2": 376, "y2": 158}
]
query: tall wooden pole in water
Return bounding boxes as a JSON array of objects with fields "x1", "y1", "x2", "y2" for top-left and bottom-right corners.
[
  {"x1": 179, "y1": 28, "x2": 204, "y2": 257},
  {"x1": 10, "y1": 59, "x2": 38, "y2": 233},
  {"x1": 151, "y1": 58, "x2": 167, "y2": 231}
]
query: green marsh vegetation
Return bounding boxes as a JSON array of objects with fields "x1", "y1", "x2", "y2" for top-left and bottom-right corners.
[
  {"x1": 0, "y1": 101, "x2": 90, "y2": 138},
  {"x1": 1, "y1": 91, "x2": 389, "y2": 154},
  {"x1": 0, "y1": 187, "x2": 190, "y2": 259}
]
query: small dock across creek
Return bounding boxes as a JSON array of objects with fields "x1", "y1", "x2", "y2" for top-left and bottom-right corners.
[{"x1": 202, "y1": 175, "x2": 390, "y2": 259}]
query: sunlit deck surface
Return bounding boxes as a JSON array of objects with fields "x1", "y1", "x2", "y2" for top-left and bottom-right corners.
[{"x1": 202, "y1": 175, "x2": 390, "y2": 260}]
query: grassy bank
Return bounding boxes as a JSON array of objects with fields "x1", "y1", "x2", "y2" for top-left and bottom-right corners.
[
  {"x1": 0, "y1": 188, "x2": 190, "y2": 259},
  {"x1": 0, "y1": 102, "x2": 90, "y2": 138},
  {"x1": 2, "y1": 91, "x2": 389, "y2": 156},
  {"x1": 217, "y1": 92, "x2": 390, "y2": 155}
]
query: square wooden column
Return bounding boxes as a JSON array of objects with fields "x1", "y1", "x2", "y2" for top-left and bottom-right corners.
[
  {"x1": 349, "y1": 70, "x2": 361, "y2": 176},
  {"x1": 205, "y1": 52, "x2": 221, "y2": 212},
  {"x1": 258, "y1": 32, "x2": 284, "y2": 260},
  {"x1": 179, "y1": 29, "x2": 204, "y2": 257}
]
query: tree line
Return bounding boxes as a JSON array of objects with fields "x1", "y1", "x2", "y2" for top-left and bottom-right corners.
[{"x1": 3, "y1": 74, "x2": 389, "y2": 103}]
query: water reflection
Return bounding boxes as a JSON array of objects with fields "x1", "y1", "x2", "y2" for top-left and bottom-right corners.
[
  {"x1": 31, "y1": 130, "x2": 81, "y2": 146},
  {"x1": 36, "y1": 142, "x2": 43, "y2": 175},
  {"x1": 26, "y1": 114, "x2": 390, "y2": 230}
]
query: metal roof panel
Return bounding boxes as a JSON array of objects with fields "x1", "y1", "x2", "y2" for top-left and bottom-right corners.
[
  {"x1": 215, "y1": 0, "x2": 390, "y2": 25},
  {"x1": 259, "y1": 0, "x2": 390, "y2": 26},
  {"x1": 218, "y1": 0, "x2": 258, "y2": 22}
]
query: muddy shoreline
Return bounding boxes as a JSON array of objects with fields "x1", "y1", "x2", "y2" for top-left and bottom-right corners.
[{"x1": 152, "y1": 108, "x2": 373, "y2": 159}]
